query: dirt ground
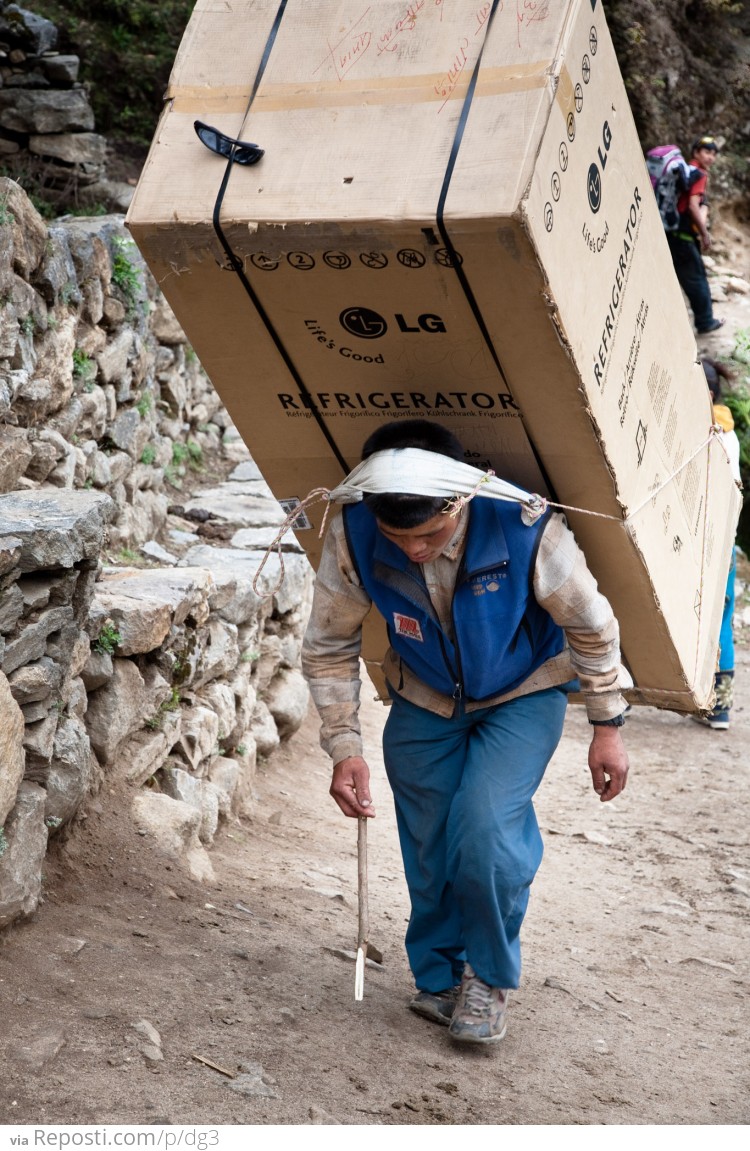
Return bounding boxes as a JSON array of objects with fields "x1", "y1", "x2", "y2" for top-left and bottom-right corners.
[
  {"x1": 1, "y1": 226, "x2": 749, "y2": 1130},
  {"x1": 0, "y1": 633, "x2": 749, "y2": 1128}
]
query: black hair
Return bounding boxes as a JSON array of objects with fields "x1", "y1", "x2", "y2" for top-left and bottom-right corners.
[
  {"x1": 361, "y1": 419, "x2": 464, "y2": 461},
  {"x1": 691, "y1": 135, "x2": 719, "y2": 155},
  {"x1": 701, "y1": 356, "x2": 734, "y2": 403},
  {"x1": 360, "y1": 418, "x2": 464, "y2": 529}
]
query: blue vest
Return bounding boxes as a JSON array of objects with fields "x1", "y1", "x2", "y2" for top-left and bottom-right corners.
[{"x1": 343, "y1": 499, "x2": 565, "y2": 702}]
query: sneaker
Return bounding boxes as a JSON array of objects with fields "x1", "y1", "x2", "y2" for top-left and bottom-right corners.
[
  {"x1": 448, "y1": 964, "x2": 508, "y2": 1045},
  {"x1": 690, "y1": 710, "x2": 730, "y2": 730},
  {"x1": 409, "y1": 986, "x2": 459, "y2": 1026},
  {"x1": 697, "y1": 318, "x2": 725, "y2": 334}
]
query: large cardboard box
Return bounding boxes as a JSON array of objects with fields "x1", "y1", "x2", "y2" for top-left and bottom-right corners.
[{"x1": 127, "y1": 0, "x2": 741, "y2": 711}]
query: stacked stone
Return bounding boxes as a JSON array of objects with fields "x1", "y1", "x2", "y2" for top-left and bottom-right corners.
[
  {"x1": 0, "y1": 4, "x2": 116, "y2": 206},
  {"x1": 85, "y1": 473, "x2": 312, "y2": 884},
  {"x1": 0, "y1": 488, "x2": 114, "y2": 927},
  {"x1": 0, "y1": 176, "x2": 314, "y2": 927},
  {"x1": 0, "y1": 177, "x2": 228, "y2": 547}
]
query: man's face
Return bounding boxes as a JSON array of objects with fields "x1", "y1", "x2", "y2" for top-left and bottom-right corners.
[
  {"x1": 695, "y1": 147, "x2": 718, "y2": 170},
  {"x1": 376, "y1": 511, "x2": 459, "y2": 564}
]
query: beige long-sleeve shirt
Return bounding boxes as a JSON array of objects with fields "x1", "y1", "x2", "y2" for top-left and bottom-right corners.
[{"x1": 301, "y1": 507, "x2": 628, "y2": 764}]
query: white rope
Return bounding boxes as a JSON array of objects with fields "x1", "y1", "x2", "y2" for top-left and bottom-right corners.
[{"x1": 252, "y1": 429, "x2": 730, "y2": 598}]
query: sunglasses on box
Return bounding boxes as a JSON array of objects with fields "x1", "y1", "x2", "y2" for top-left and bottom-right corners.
[{"x1": 194, "y1": 120, "x2": 264, "y2": 166}]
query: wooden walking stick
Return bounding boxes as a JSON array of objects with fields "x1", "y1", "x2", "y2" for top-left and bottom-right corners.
[{"x1": 355, "y1": 814, "x2": 369, "y2": 1001}]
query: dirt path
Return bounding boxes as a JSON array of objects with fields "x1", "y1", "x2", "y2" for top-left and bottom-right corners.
[{"x1": 1, "y1": 619, "x2": 749, "y2": 1126}]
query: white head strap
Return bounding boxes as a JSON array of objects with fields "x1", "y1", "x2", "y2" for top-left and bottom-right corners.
[{"x1": 327, "y1": 448, "x2": 546, "y2": 522}]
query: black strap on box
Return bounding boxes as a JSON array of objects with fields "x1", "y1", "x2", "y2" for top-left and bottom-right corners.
[
  {"x1": 208, "y1": 0, "x2": 351, "y2": 476},
  {"x1": 435, "y1": 0, "x2": 555, "y2": 498}
]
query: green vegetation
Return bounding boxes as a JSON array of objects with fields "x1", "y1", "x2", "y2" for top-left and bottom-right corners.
[
  {"x1": 723, "y1": 329, "x2": 750, "y2": 554},
  {"x1": 0, "y1": 197, "x2": 13, "y2": 226},
  {"x1": 0, "y1": 827, "x2": 6, "y2": 857},
  {"x1": 136, "y1": 391, "x2": 153, "y2": 418},
  {"x1": 72, "y1": 348, "x2": 96, "y2": 386},
  {"x1": 118, "y1": 547, "x2": 140, "y2": 563},
  {"x1": 145, "y1": 687, "x2": 182, "y2": 730},
  {"x1": 111, "y1": 236, "x2": 146, "y2": 320},
  {"x1": 140, "y1": 443, "x2": 157, "y2": 466},
  {"x1": 165, "y1": 439, "x2": 203, "y2": 487},
  {"x1": 20, "y1": 313, "x2": 35, "y2": 337},
  {"x1": 30, "y1": 1, "x2": 194, "y2": 151},
  {"x1": 172, "y1": 440, "x2": 203, "y2": 468},
  {"x1": 93, "y1": 620, "x2": 122, "y2": 655}
]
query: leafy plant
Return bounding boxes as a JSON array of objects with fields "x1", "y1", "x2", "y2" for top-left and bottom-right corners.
[
  {"x1": 733, "y1": 326, "x2": 750, "y2": 367},
  {"x1": 145, "y1": 687, "x2": 182, "y2": 730},
  {"x1": 0, "y1": 826, "x2": 7, "y2": 857},
  {"x1": 111, "y1": 236, "x2": 146, "y2": 319},
  {"x1": 93, "y1": 620, "x2": 122, "y2": 655},
  {"x1": 72, "y1": 348, "x2": 96, "y2": 386},
  {"x1": 20, "y1": 313, "x2": 35, "y2": 337},
  {"x1": 140, "y1": 443, "x2": 157, "y2": 466},
  {"x1": 164, "y1": 465, "x2": 182, "y2": 489},
  {"x1": 136, "y1": 392, "x2": 153, "y2": 417},
  {"x1": 118, "y1": 547, "x2": 140, "y2": 563}
]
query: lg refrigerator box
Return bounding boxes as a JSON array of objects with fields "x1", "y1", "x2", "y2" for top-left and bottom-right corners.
[{"x1": 127, "y1": 0, "x2": 741, "y2": 711}]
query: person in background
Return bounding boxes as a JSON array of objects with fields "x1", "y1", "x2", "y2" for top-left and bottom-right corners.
[
  {"x1": 667, "y1": 137, "x2": 724, "y2": 335},
  {"x1": 695, "y1": 357, "x2": 740, "y2": 729}
]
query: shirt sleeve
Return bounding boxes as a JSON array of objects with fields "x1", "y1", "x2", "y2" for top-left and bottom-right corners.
[
  {"x1": 300, "y1": 513, "x2": 373, "y2": 763},
  {"x1": 533, "y1": 512, "x2": 627, "y2": 721}
]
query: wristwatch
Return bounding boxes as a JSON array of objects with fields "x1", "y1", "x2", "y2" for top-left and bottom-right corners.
[{"x1": 589, "y1": 715, "x2": 626, "y2": 727}]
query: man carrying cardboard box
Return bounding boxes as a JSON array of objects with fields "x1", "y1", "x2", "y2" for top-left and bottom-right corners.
[{"x1": 302, "y1": 419, "x2": 629, "y2": 1046}]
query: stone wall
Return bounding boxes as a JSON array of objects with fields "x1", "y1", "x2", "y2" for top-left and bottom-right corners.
[
  {"x1": 0, "y1": 176, "x2": 313, "y2": 927},
  {"x1": 0, "y1": 3, "x2": 131, "y2": 212}
]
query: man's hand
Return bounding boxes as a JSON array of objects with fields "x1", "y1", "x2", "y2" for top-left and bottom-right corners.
[
  {"x1": 330, "y1": 756, "x2": 375, "y2": 818},
  {"x1": 588, "y1": 726, "x2": 629, "y2": 802}
]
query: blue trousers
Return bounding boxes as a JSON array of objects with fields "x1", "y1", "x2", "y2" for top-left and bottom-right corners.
[
  {"x1": 666, "y1": 233, "x2": 715, "y2": 331},
  {"x1": 719, "y1": 546, "x2": 737, "y2": 673},
  {"x1": 382, "y1": 687, "x2": 568, "y2": 992}
]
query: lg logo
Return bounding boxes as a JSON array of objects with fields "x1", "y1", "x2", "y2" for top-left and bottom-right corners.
[
  {"x1": 587, "y1": 120, "x2": 611, "y2": 214},
  {"x1": 587, "y1": 163, "x2": 602, "y2": 213},
  {"x1": 339, "y1": 308, "x2": 446, "y2": 339},
  {"x1": 339, "y1": 307, "x2": 387, "y2": 339}
]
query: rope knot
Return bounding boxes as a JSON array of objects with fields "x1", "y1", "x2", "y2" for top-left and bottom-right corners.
[
  {"x1": 521, "y1": 493, "x2": 548, "y2": 525},
  {"x1": 443, "y1": 470, "x2": 495, "y2": 518}
]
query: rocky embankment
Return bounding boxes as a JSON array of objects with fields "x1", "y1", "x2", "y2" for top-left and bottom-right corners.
[
  {"x1": 0, "y1": 176, "x2": 312, "y2": 928},
  {"x1": 0, "y1": 2, "x2": 132, "y2": 212}
]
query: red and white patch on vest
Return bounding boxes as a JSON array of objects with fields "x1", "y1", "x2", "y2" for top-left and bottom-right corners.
[{"x1": 392, "y1": 613, "x2": 424, "y2": 642}]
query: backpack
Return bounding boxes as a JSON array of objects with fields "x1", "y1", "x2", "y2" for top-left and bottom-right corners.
[{"x1": 645, "y1": 145, "x2": 700, "y2": 232}]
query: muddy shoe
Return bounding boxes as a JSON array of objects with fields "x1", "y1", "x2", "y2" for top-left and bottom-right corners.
[
  {"x1": 409, "y1": 986, "x2": 459, "y2": 1026},
  {"x1": 448, "y1": 964, "x2": 508, "y2": 1045}
]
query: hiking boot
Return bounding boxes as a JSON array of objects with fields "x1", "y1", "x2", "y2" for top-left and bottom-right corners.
[
  {"x1": 409, "y1": 986, "x2": 459, "y2": 1026},
  {"x1": 697, "y1": 318, "x2": 725, "y2": 334},
  {"x1": 448, "y1": 964, "x2": 508, "y2": 1045}
]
